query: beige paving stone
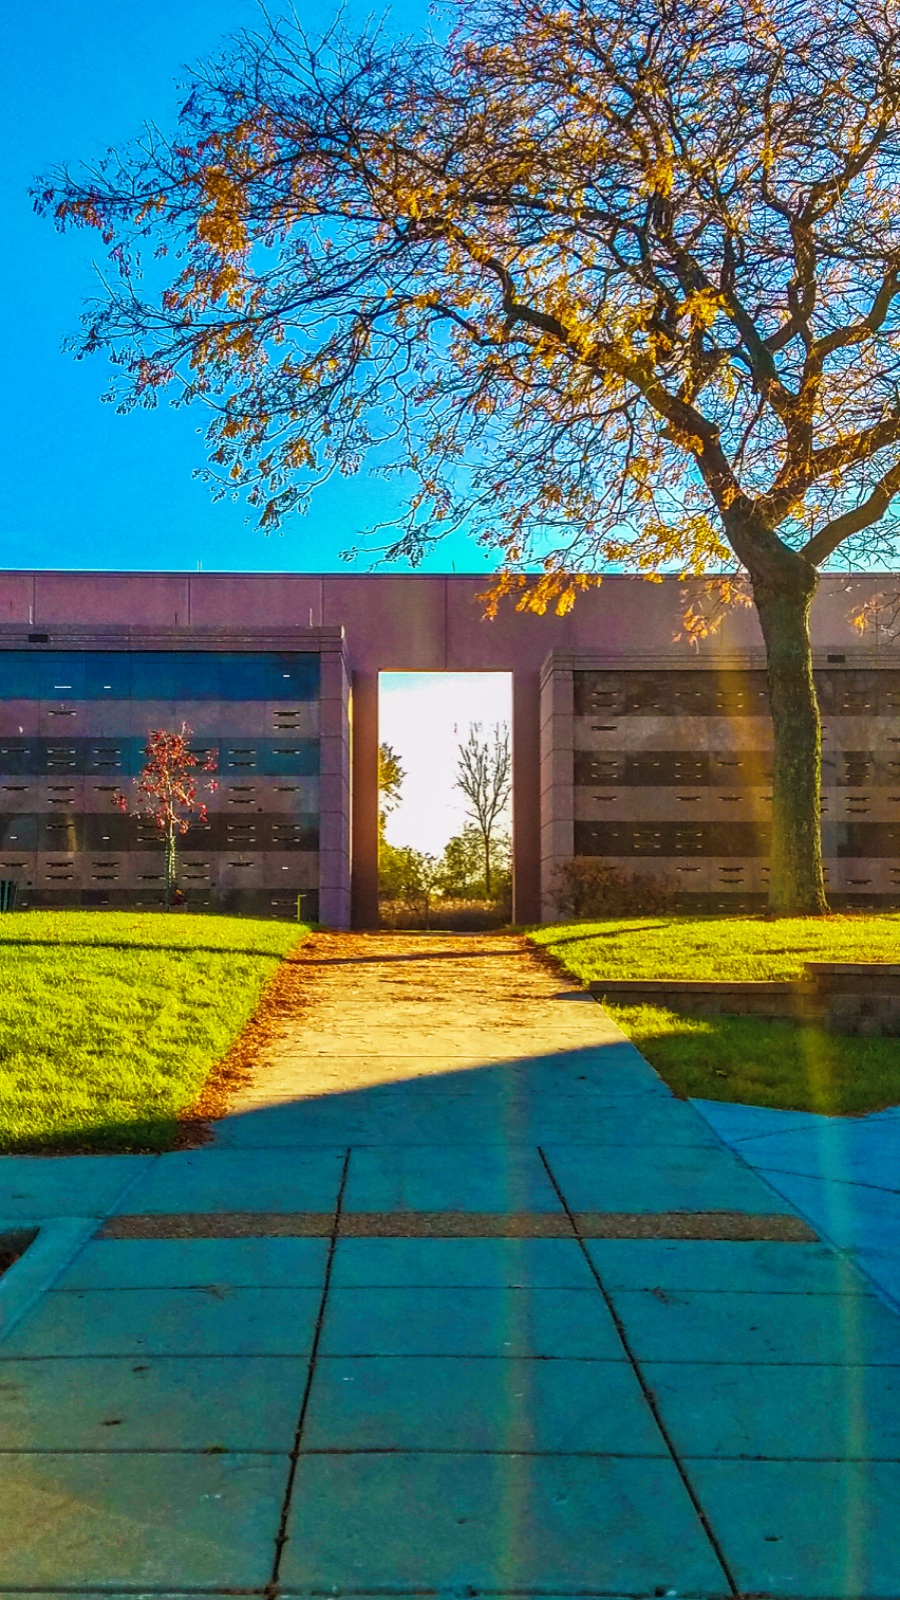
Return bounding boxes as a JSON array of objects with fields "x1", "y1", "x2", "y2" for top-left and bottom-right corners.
[{"x1": 224, "y1": 931, "x2": 631, "y2": 1106}]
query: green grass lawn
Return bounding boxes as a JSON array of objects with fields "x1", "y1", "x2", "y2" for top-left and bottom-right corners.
[
  {"x1": 0, "y1": 911, "x2": 305, "y2": 1153},
  {"x1": 532, "y1": 915, "x2": 900, "y2": 1113}
]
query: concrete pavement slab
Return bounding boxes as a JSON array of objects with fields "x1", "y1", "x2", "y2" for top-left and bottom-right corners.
[
  {"x1": 693, "y1": 1101, "x2": 900, "y2": 1315},
  {"x1": 0, "y1": 1218, "x2": 99, "y2": 1345},
  {"x1": 216, "y1": 1102, "x2": 488, "y2": 1147},
  {"x1": 0, "y1": 1156, "x2": 154, "y2": 1220},
  {"x1": 56, "y1": 1234, "x2": 330, "y2": 1289},
  {"x1": 688, "y1": 1458, "x2": 900, "y2": 1598},
  {"x1": 0, "y1": 1353, "x2": 307, "y2": 1451},
  {"x1": 757, "y1": 1168, "x2": 900, "y2": 1249},
  {"x1": 644, "y1": 1359, "x2": 900, "y2": 1460},
  {"x1": 224, "y1": 1103, "x2": 537, "y2": 1147},
  {"x1": 229, "y1": 1084, "x2": 673, "y2": 1119},
  {"x1": 585, "y1": 1238, "x2": 871, "y2": 1294},
  {"x1": 111, "y1": 1146, "x2": 345, "y2": 1215},
  {"x1": 6, "y1": 930, "x2": 897, "y2": 1594},
  {"x1": 289, "y1": 1031, "x2": 619, "y2": 1059},
  {"x1": 329, "y1": 1236, "x2": 596, "y2": 1288},
  {"x1": 692, "y1": 1100, "x2": 829, "y2": 1143},
  {"x1": 0, "y1": 1451, "x2": 286, "y2": 1589},
  {"x1": 544, "y1": 1142, "x2": 789, "y2": 1214},
  {"x1": 215, "y1": 1101, "x2": 718, "y2": 1148},
  {"x1": 303, "y1": 1354, "x2": 667, "y2": 1453},
  {"x1": 214, "y1": 1094, "x2": 713, "y2": 1148},
  {"x1": 304, "y1": 1045, "x2": 669, "y2": 1094},
  {"x1": 0, "y1": 1285, "x2": 322, "y2": 1357},
  {"x1": 507, "y1": 1103, "x2": 721, "y2": 1146},
  {"x1": 241, "y1": 1042, "x2": 675, "y2": 1097},
  {"x1": 280, "y1": 1451, "x2": 729, "y2": 1594},
  {"x1": 342, "y1": 1145, "x2": 565, "y2": 1212},
  {"x1": 531, "y1": 1100, "x2": 720, "y2": 1139},
  {"x1": 318, "y1": 1285, "x2": 626, "y2": 1358},
  {"x1": 610, "y1": 1287, "x2": 900, "y2": 1365},
  {"x1": 722, "y1": 1126, "x2": 900, "y2": 1194},
  {"x1": 852, "y1": 1246, "x2": 900, "y2": 1308},
  {"x1": 747, "y1": 1170, "x2": 900, "y2": 1313}
]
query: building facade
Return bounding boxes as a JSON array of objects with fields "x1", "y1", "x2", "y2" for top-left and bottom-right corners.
[
  {"x1": 0, "y1": 624, "x2": 350, "y2": 926},
  {"x1": 541, "y1": 652, "x2": 900, "y2": 913},
  {"x1": 0, "y1": 570, "x2": 897, "y2": 925}
]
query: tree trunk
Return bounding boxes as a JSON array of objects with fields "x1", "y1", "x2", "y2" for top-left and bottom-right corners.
[
  {"x1": 484, "y1": 832, "x2": 492, "y2": 898},
  {"x1": 164, "y1": 825, "x2": 177, "y2": 912},
  {"x1": 751, "y1": 563, "x2": 828, "y2": 916}
]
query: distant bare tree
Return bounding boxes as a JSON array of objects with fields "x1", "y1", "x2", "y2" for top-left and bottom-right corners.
[{"x1": 454, "y1": 724, "x2": 512, "y2": 897}]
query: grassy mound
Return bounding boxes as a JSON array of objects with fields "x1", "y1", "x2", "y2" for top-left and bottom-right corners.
[
  {"x1": 531, "y1": 913, "x2": 900, "y2": 984},
  {"x1": 532, "y1": 916, "x2": 900, "y2": 1113},
  {"x1": 0, "y1": 911, "x2": 305, "y2": 1152}
]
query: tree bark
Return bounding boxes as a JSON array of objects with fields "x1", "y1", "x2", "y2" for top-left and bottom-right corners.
[
  {"x1": 164, "y1": 825, "x2": 177, "y2": 912},
  {"x1": 750, "y1": 559, "x2": 828, "y2": 916}
]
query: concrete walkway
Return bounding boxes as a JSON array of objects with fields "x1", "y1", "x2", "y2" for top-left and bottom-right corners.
[
  {"x1": 0, "y1": 931, "x2": 898, "y2": 1597},
  {"x1": 695, "y1": 1097, "x2": 900, "y2": 1314}
]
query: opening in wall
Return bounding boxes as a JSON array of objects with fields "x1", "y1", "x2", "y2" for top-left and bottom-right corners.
[{"x1": 377, "y1": 671, "x2": 513, "y2": 931}]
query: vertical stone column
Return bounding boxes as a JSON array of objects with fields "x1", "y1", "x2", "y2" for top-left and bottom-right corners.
[
  {"x1": 539, "y1": 653, "x2": 575, "y2": 921},
  {"x1": 351, "y1": 667, "x2": 380, "y2": 928},
  {"x1": 317, "y1": 632, "x2": 352, "y2": 929},
  {"x1": 512, "y1": 669, "x2": 542, "y2": 925}
]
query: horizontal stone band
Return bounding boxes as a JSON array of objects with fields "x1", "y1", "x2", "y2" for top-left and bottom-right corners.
[{"x1": 99, "y1": 1209, "x2": 817, "y2": 1242}]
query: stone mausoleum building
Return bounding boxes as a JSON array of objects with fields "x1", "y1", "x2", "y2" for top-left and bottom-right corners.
[{"x1": 0, "y1": 569, "x2": 898, "y2": 927}]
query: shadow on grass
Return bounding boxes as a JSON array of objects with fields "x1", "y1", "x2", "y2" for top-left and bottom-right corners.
[
  {"x1": 0, "y1": 939, "x2": 298, "y2": 961},
  {"x1": 0, "y1": 1117, "x2": 184, "y2": 1157},
  {"x1": 537, "y1": 924, "x2": 670, "y2": 948},
  {"x1": 608, "y1": 1005, "x2": 900, "y2": 1117}
]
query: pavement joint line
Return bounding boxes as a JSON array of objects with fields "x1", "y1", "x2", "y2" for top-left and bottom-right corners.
[
  {"x1": 96, "y1": 1210, "x2": 818, "y2": 1242},
  {"x1": 0, "y1": 1448, "x2": 734, "y2": 1460},
  {"x1": 536, "y1": 1145, "x2": 741, "y2": 1600},
  {"x1": 741, "y1": 1165, "x2": 900, "y2": 1321},
  {"x1": 0, "y1": 1447, "x2": 714, "y2": 1458},
  {"x1": 738, "y1": 1164, "x2": 900, "y2": 1196},
  {"x1": 267, "y1": 1147, "x2": 351, "y2": 1598},
  {"x1": 5, "y1": 1351, "x2": 897, "y2": 1366}
]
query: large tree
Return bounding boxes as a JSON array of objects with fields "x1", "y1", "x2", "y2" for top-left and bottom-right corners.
[{"x1": 39, "y1": 0, "x2": 900, "y2": 912}]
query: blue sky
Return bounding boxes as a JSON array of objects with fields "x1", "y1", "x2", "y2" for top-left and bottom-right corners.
[{"x1": 1, "y1": 0, "x2": 493, "y2": 577}]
